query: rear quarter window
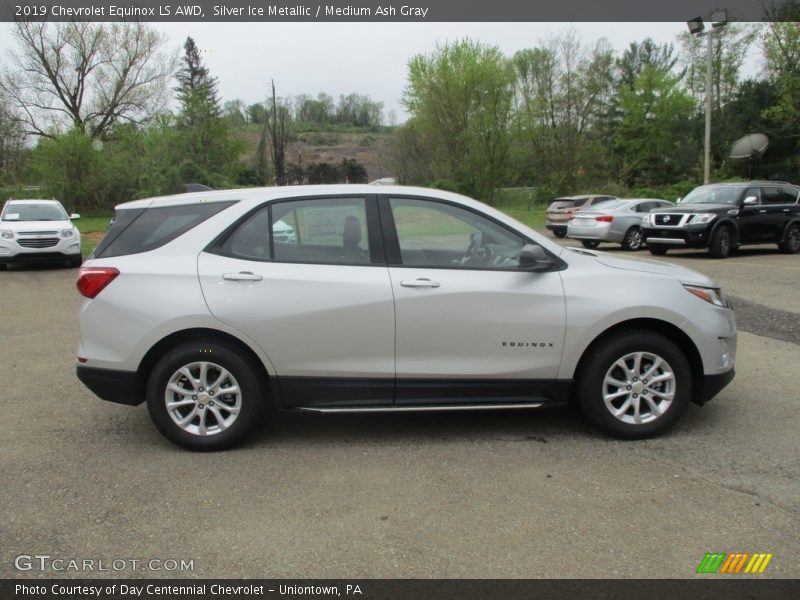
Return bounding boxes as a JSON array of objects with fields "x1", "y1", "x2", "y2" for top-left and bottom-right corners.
[{"x1": 94, "y1": 201, "x2": 236, "y2": 258}]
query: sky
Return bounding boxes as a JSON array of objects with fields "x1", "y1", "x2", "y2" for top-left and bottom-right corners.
[{"x1": 2, "y1": 21, "x2": 765, "y2": 122}]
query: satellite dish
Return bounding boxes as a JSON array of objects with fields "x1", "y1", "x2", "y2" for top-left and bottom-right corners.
[{"x1": 730, "y1": 133, "x2": 769, "y2": 160}]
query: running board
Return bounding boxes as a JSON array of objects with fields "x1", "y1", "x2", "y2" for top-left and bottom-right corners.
[{"x1": 297, "y1": 403, "x2": 545, "y2": 414}]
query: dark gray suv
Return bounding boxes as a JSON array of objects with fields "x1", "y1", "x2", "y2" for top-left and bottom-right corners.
[{"x1": 642, "y1": 182, "x2": 800, "y2": 258}]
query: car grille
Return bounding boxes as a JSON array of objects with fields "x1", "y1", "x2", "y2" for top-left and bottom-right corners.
[
  {"x1": 17, "y1": 237, "x2": 59, "y2": 248},
  {"x1": 19, "y1": 230, "x2": 58, "y2": 236},
  {"x1": 654, "y1": 213, "x2": 686, "y2": 226}
]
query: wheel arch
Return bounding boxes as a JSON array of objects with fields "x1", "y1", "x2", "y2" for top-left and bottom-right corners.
[
  {"x1": 709, "y1": 218, "x2": 739, "y2": 243},
  {"x1": 135, "y1": 328, "x2": 279, "y2": 408},
  {"x1": 573, "y1": 318, "x2": 705, "y2": 405}
]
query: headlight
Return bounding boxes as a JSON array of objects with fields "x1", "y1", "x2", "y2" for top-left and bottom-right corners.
[
  {"x1": 688, "y1": 213, "x2": 717, "y2": 225},
  {"x1": 684, "y1": 285, "x2": 728, "y2": 307},
  {"x1": 641, "y1": 215, "x2": 651, "y2": 225},
  {"x1": 0, "y1": 229, "x2": 13, "y2": 240},
  {"x1": 61, "y1": 228, "x2": 75, "y2": 238}
]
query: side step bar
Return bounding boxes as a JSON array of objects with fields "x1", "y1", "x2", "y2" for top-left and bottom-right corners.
[{"x1": 297, "y1": 403, "x2": 545, "y2": 414}]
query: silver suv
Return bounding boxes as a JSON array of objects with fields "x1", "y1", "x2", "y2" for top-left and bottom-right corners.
[{"x1": 76, "y1": 185, "x2": 737, "y2": 450}]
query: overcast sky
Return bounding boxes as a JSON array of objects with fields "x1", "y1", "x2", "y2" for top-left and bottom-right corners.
[{"x1": 2, "y1": 21, "x2": 765, "y2": 121}]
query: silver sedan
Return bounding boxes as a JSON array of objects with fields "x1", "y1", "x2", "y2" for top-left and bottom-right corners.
[{"x1": 567, "y1": 198, "x2": 674, "y2": 251}]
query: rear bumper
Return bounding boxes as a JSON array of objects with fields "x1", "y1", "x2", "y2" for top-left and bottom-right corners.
[
  {"x1": 693, "y1": 368, "x2": 735, "y2": 406},
  {"x1": 76, "y1": 366, "x2": 143, "y2": 406}
]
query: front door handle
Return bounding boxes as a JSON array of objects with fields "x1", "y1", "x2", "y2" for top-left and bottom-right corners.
[
  {"x1": 758, "y1": 209, "x2": 767, "y2": 213},
  {"x1": 400, "y1": 278, "x2": 441, "y2": 288},
  {"x1": 222, "y1": 271, "x2": 263, "y2": 282}
]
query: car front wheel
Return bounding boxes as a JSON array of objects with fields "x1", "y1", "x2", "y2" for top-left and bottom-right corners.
[
  {"x1": 577, "y1": 330, "x2": 692, "y2": 439},
  {"x1": 709, "y1": 225, "x2": 733, "y2": 258},
  {"x1": 648, "y1": 244, "x2": 668, "y2": 255},
  {"x1": 146, "y1": 340, "x2": 267, "y2": 451}
]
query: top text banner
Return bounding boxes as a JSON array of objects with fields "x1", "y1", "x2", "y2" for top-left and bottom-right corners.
[{"x1": 0, "y1": 0, "x2": 782, "y2": 22}]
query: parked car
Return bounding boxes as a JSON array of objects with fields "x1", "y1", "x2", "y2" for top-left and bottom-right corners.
[
  {"x1": 0, "y1": 199, "x2": 82, "y2": 270},
  {"x1": 76, "y1": 185, "x2": 736, "y2": 450},
  {"x1": 545, "y1": 195, "x2": 617, "y2": 238},
  {"x1": 567, "y1": 198, "x2": 674, "y2": 251},
  {"x1": 643, "y1": 181, "x2": 800, "y2": 258}
]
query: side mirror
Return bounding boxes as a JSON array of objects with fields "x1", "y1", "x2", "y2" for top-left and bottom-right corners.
[
  {"x1": 742, "y1": 197, "x2": 758, "y2": 206},
  {"x1": 70, "y1": 213, "x2": 80, "y2": 220},
  {"x1": 519, "y1": 244, "x2": 554, "y2": 271}
]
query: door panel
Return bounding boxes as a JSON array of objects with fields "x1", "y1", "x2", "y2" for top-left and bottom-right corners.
[
  {"x1": 199, "y1": 253, "x2": 395, "y2": 381},
  {"x1": 389, "y1": 267, "x2": 566, "y2": 383}
]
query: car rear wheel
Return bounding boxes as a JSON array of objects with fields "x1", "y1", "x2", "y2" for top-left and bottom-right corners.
[
  {"x1": 146, "y1": 340, "x2": 268, "y2": 451},
  {"x1": 0, "y1": 263, "x2": 6, "y2": 271},
  {"x1": 709, "y1": 225, "x2": 733, "y2": 258},
  {"x1": 577, "y1": 330, "x2": 692, "y2": 439},
  {"x1": 621, "y1": 227, "x2": 643, "y2": 251},
  {"x1": 581, "y1": 240, "x2": 600, "y2": 249},
  {"x1": 648, "y1": 244, "x2": 668, "y2": 255},
  {"x1": 553, "y1": 228, "x2": 567, "y2": 238},
  {"x1": 778, "y1": 222, "x2": 800, "y2": 254}
]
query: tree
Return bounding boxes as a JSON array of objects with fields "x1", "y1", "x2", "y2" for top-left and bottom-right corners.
[
  {"x1": 615, "y1": 66, "x2": 695, "y2": 186},
  {"x1": 0, "y1": 21, "x2": 175, "y2": 139},
  {"x1": 403, "y1": 39, "x2": 515, "y2": 200},
  {"x1": 174, "y1": 37, "x2": 242, "y2": 186},
  {"x1": 511, "y1": 32, "x2": 615, "y2": 192},
  {"x1": 267, "y1": 80, "x2": 291, "y2": 185},
  {"x1": 0, "y1": 95, "x2": 26, "y2": 184}
]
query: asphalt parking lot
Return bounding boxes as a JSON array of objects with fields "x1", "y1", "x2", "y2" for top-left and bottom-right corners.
[{"x1": 1, "y1": 239, "x2": 798, "y2": 579}]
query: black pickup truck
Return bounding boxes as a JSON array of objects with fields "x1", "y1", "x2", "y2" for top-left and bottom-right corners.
[{"x1": 642, "y1": 181, "x2": 800, "y2": 258}]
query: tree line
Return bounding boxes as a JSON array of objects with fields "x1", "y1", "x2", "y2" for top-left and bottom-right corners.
[
  {"x1": 1, "y1": 9, "x2": 798, "y2": 213},
  {"x1": 395, "y1": 13, "x2": 799, "y2": 203}
]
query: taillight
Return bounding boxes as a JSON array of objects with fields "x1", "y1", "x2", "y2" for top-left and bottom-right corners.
[
  {"x1": 77, "y1": 267, "x2": 119, "y2": 299},
  {"x1": 595, "y1": 215, "x2": 614, "y2": 222},
  {"x1": 566, "y1": 208, "x2": 578, "y2": 220}
]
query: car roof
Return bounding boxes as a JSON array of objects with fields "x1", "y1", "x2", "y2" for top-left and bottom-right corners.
[{"x1": 115, "y1": 184, "x2": 485, "y2": 211}]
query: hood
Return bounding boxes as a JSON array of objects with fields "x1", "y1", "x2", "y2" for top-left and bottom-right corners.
[
  {"x1": 651, "y1": 203, "x2": 734, "y2": 213},
  {"x1": 1, "y1": 218, "x2": 74, "y2": 232},
  {"x1": 574, "y1": 249, "x2": 717, "y2": 287}
]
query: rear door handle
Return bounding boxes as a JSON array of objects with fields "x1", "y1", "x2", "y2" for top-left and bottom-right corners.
[
  {"x1": 400, "y1": 278, "x2": 441, "y2": 288},
  {"x1": 222, "y1": 271, "x2": 262, "y2": 282}
]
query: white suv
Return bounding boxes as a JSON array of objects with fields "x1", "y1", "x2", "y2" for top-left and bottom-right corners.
[
  {"x1": 0, "y1": 199, "x2": 82, "y2": 269},
  {"x1": 76, "y1": 185, "x2": 737, "y2": 450}
]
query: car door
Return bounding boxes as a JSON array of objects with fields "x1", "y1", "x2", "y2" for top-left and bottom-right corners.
[
  {"x1": 736, "y1": 187, "x2": 765, "y2": 243},
  {"x1": 381, "y1": 196, "x2": 567, "y2": 405},
  {"x1": 198, "y1": 195, "x2": 396, "y2": 407}
]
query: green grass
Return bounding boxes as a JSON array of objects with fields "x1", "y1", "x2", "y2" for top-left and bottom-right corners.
[
  {"x1": 495, "y1": 206, "x2": 546, "y2": 230},
  {"x1": 75, "y1": 216, "x2": 111, "y2": 256}
]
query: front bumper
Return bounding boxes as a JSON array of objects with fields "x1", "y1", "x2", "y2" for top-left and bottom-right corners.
[
  {"x1": 642, "y1": 225, "x2": 712, "y2": 248},
  {"x1": 0, "y1": 238, "x2": 81, "y2": 263},
  {"x1": 693, "y1": 368, "x2": 735, "y2": 406},
  {"x1": 77, "y1": 366, "x2": 143, "y2": 406}
]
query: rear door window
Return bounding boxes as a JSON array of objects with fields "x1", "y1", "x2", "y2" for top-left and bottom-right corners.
[{"x1": 95, "y1": 201, "x2": 236, "y2": 258}]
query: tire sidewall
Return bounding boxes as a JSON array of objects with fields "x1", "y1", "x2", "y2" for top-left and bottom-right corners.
[
  {"x1": 577, "y1": 331, "x2": 692, "y2": 439},
  {"x1": 710, "y1": 225, "x2": 733, "y2": 258},
  {"x1": 146, "y1": 341, "x2": 265, "y2": 451}
]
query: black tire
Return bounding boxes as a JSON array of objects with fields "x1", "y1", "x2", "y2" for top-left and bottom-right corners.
[
  {"x1": 709, "y1": 225, "x2": 733, "y2": 259},
  {"x1": 778, "y1": 222, "x2": 800, "y2": 254},
  {"x1": 69, "y1": 254, "x2": 83, "y2": 268},
  {"x1": 0, "y1": 263, "x2": 7, "y2": 271},
  {"x1": 648, "y1": 244, "x2": 668, "y2": 256},
  {"x1": 146, "y1": 340, "x2": 269, "y2": 451},
  {"x1": 553, "y1": 228, "x2": 567, "y2": 239},
  {"x1": 576, "y1": 330, "x2": 692, "y2": 439},
  {"x1": 621, "y1": 226, "x2": 643, "y2": 251},
  {"x1": 581, "y1": 240, "x2": 600, "y2": 249}
]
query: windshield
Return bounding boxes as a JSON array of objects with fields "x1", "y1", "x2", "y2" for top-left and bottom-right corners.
[
  {"x1": 681, "y1": 186, "x2": 743, "y2": 206},
  {"x1": 2, "y1": 203, "x2": 68, "y2": 221}
]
